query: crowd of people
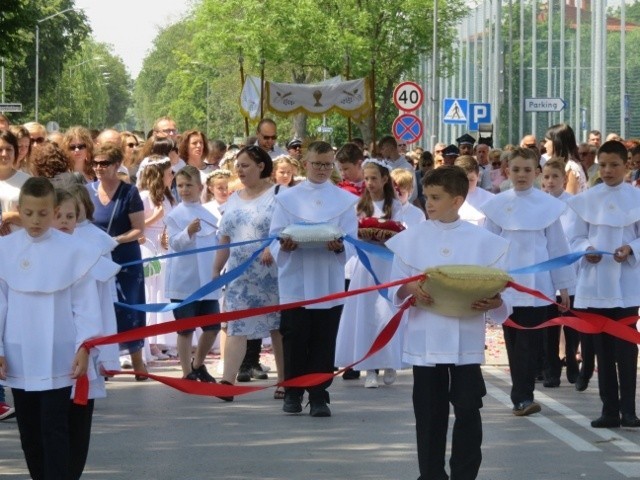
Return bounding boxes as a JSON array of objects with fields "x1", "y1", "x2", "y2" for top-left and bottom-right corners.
[{"x1": 0, "y1": 110, "x2": 639, "y2": 480}]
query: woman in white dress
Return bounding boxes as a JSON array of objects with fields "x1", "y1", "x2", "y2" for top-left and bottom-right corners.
[{"x1": 213, "y1": 146, "x2": 284, "y2": 398}]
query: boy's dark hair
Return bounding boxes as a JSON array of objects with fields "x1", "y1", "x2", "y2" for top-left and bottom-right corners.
[
  {"x1": 419, "y1": 151, "x2": 434, "y2": 169},
  {"x1": 307, "y1": 140, "x2": 333, "y2": 156},
  {"x1": 378, "y1": 135, "x2": 397, "y2": 149},
  {"x1": 422, "y1": 166, "x2": 469, "y2": 199},
  {"x1": 598, "y1": 140, "x2": 628, "y2": 162},
  {"x1": 630, "y1": 144, "x2": 640, "y2": 157},
  {"x1": 19, "y1": 177, "x2": 55, "y2": 204},
  {"x1": 453, "y1": 155, "x2": 479, "y2": 174},
  {"x1": 336, "y1": 142, "x2": 364, "y2": 164},
  {"x1": 504, "y1": 146, "x2": 539, "y2": 167}
]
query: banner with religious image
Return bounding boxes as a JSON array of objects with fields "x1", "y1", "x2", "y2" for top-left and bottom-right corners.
[
  {"x1": 267, "y1": 77, "x2": 371, "y2": 119},
  {"x1": 240, "y1": 75, "x2": 372, "y2": 121}
]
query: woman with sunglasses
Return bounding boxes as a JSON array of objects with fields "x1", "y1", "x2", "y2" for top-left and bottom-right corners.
[
  {"x1": 121, "y1": 131, "x2": 141, "y2": 177},
  {"x1": 63, "y1": 126, "x2": 96, "y2": 183},
  {"x1": 87, "y1": 143, "x2": 148, "y2": 379}
]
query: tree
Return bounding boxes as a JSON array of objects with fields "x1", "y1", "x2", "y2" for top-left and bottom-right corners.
[
  {"x1": 191, "y1": 0, "x2": 466, "y2": 143},
  {"x1": 0, "y1": 0, "x2": 90, "y2": 123}
]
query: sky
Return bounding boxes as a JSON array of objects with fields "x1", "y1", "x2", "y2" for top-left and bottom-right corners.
[{"x1": 75, "y1": 0, "x2": 192, "y2": 78}]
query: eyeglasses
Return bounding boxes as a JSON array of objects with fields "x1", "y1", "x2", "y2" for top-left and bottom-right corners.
[
  {"x1": 126, "y1": 142, "x2": 138, "y2": 148},
  {"x1": 309, "y1": 161, "x2": 334, "y2": 170},
  {"x1": 524, "y1": 143, "x2": 537, "y2": 149},
  {"x1": 31, "y1": 137, "x2": 46, "y2": 145},
  {"x1": 70, "y1": 143, "x2": 87, "y2": 151},
  {"x1": 260, "y1": 134, "x2": 277, "y2": 141},
  {"x1": 91, "y1": 159, "x2": 116, "y2": 168},
  {"x1": 289, "y1": 145, "x2": 301, "y2": 150},
  {"x1": 161, "y1": 128, "x2": 177, "y2": 135}
]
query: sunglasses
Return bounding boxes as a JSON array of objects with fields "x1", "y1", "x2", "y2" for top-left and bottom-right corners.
[
  {"x1": 126, "y1": 142, "x2": 138, "y2": 148},
  {"x1": 91, "y1": 159, "x2": 116, "y2": 168},
  {"x1": 261, "y1": 135, "x2": 277, "y2": 140},
  {"x1": 31, "y1": 137, "x2": 46, "y2": 144},
  {"x1": 70, "y1": 143, "x2": 87, "y2": 151}
]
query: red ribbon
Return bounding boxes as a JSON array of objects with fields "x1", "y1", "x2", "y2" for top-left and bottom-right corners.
[
  {"x1": 504, "y1": 281, "x2": 640, "y2": 343},
  {"x1": 73, "y1": 276, "x2": 422, "y2": 405},
  {"x1": 73, "y1": 277, "x2": 640, "y2": 405}
]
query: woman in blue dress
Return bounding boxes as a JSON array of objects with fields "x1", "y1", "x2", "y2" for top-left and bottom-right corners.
[{"x1": 87, "y1": 143, "x2": 147, "y2": 379}]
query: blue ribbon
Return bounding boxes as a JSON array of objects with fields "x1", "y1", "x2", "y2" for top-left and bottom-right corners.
[
  {"x1": 120, "y1": 238, "x2": 274, "y2": 267},
  {"x1": 116, "y1": 239, "x2": 273, "y2": 313},
  {"x1": 508, "y1": 250, "x2": 614, "y2": 275}
]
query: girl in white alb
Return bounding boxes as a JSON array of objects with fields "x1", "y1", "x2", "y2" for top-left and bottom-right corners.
[{"x1": 335, "y1": 158, "x2": 408, "y2": 389}]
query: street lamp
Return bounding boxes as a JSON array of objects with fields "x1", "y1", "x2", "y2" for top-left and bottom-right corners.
[
  {"x1": 35, "y1": 7, "x2": 74, "y2": 122},
  {"x1": 191, "y1": 61, "x2": 216, "y2": 137}
]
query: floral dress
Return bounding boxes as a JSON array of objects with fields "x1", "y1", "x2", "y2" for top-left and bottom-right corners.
[{"x1": 218, "y1": 186, "x2": 279, "y2": 339}]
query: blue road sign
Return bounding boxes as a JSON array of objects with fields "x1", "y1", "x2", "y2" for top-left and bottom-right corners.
[
  {"x1": 393, "y1": 113, "x2": 423, "y2": 144},
  {"x1": 469, "y1": 103, "x2": 491, "y2": 131},
  {"x1": 442, "y1": 98, "x2": 468, "y2": 125}
]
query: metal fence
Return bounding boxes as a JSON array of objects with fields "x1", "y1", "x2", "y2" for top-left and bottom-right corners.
[{"x1": 417, "y1": 0, "x2": 637, "y2": 149}]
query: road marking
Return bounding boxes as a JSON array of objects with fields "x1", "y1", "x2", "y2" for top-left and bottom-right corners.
[
  {"x1": 484, "y1": 381, "x2": 600, "y2": 452},
  {"x1": 484, "y1": 366, "x2": 640, "y2": 453},
  {"x1": 606, "y1": 462, "x2": 640, "y2": 478}
]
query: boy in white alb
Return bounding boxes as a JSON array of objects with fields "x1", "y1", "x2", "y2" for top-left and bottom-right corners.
[
  {"x1": 454, "y1": 155, "x2": 493, "y2": 226},
  {"x1": 270, "y1": 141, "x2": 358, "y2": 417},
  {"x1": 0, "y1": 177, "x2": 106, "y2": 479},
  {"x1": 567, "y1": 140, "x2": 640, "y2": 428},
  {"x1": 481, "y1": 147, "x2": 575, "y2": 416},
  {"x1": 387, "y1": 166, "x2": 510, "y2": 480}
]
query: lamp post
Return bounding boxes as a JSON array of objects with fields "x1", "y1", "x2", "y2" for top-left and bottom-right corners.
[
  {"x1": 35, "y1": 7, "x2": 74, "y2": 122},
  {"x1": 191, "y1": 61, "x2": 216, "y2": 137}
]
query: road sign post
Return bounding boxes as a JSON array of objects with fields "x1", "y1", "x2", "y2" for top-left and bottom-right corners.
[
  {"x1": 0, "y1": 103, "x2": 22, "y2": 113},
  {"x1": 442, "y1": 98, "x2": 468, "y2": 125},
  {"x1": 393, "y1": 81, "x2": 424, "y2": 113},
  {"x1": 392, "y1": 113, "x2": 423, "y2": 144},
  {"x1": 524, "y1": 98, "x2": 566, "y2": 113},
  {"x1": 469, "y1": 103, "x2": 492, "y2": 131}
]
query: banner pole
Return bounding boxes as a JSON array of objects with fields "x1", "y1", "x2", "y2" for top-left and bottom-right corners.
[
  {"x1": 370, "y1": 58, "x2": 376, "y2": 152},
  {"x1": 346, "y1": 53, "x2": 352, "y2": 141},
  {"x1": 260, "y1": 57, "x2": 265, "y2": 120},
  {"x1": 239, "y1": 53, "x2": 249, "y2": 136}
]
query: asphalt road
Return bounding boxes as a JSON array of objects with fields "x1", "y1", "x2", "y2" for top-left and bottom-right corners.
[{"x1": 1, "y1": 361, "x2": 639, "y2": 480}]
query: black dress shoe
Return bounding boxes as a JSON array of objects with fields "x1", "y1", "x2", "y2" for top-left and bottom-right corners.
[
  {"x1": 309, "y1": 400, "x2": 331, "y2": 417},
  {"x1": 591, "y1": 415, "x2": 620, "y2": 428},
  {"x1": 342, "y1": 368, "x2": 361, "y2": 380},
  {"x1": 236, "y1": 369, "x2": 251, "y2": 382},
  {"x1": 283, "y1": 394, "x2": 303, "y2": 414},
  {"x1": 575, "y1": 376, "x2": 589, "y2": 392},
  {"x1": 543, "y1": 377, "x2": 560, "y2": 388},
  {"x1": 621, "y1": 414, "x2": 640, "y2": 428}
]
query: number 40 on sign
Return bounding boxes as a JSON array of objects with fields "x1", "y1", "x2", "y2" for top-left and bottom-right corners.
[{"x1": 393, "y1": 81, "x2": 424, "y2": 113}]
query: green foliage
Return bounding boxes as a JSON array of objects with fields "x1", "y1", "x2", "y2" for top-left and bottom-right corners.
[{"x1": 134, "y1": 0, "x2": 467, "y2": 143}]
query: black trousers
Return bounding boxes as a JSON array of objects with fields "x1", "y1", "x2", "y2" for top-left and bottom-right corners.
[
  {"x1": 240, "y1": 338, "x2": 262, "y2": 371},
  {"x1": 12, "y1": 386, "x2": 72, "y2": 480},
  {"x1": 280, "y1": 306, "x2": 341, "y2": 400},
  {"x1": 413, "y1": 364, "x2": 485, "y2": 480},
  {"x1": 69, "y1": 399, "x2": 94, "y2": 480},
  {"x1": 577, "y1": 331, "x2": 596, "y2": 381},
  {"x1": 588, "y1": 307, "x2": 638, "y2": 417},
  {"x1": 503, "y1": 306, "x2": 549, "y2": 405},
  {"x1": 544, "y1": 296, "x2": 579, "y2": 381}
]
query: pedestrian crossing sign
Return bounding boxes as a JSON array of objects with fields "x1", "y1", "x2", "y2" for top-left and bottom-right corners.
[{"x1": 442, "y1": 98, "x2": 468, "y2": 125}]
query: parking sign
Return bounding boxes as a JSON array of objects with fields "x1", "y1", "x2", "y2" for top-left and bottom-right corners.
[{"x1": 468, "y1": 103, "x2": 491, "y2": 131}]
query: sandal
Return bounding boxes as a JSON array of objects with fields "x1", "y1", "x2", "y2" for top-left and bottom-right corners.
[{"x1": 274, "y1": 386, "x2": 285, "y2": 400}]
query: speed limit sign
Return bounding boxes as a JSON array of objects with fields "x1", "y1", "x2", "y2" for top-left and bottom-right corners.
[{"x1": 393, "y1": 81, "x2": 424, "y2": 113}]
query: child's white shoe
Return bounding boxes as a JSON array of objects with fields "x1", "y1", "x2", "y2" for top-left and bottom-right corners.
[
  {"x1": 383, "y1": 368, "x2": 397, "y2": 385},
  {"x1": 364, "y1": 370, "x2": 378, "y2": 388}
]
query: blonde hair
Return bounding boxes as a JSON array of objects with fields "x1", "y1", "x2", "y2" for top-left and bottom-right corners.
[
  {"x1": 204, "y1": 169, "x2": 233, "y2": 201},
  {"x1": 390, "y1": 168, "x2": 414, "y2": 190}
]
